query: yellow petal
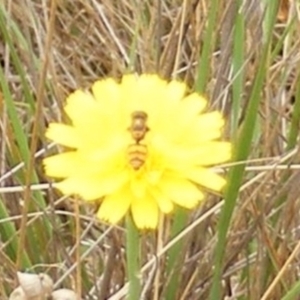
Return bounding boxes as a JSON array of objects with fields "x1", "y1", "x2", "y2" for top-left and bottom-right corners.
[
  {"x1": 196, "y1": 111, "x2": 225, "y2": 127},
  {"x1": 194, "y1": 142, "x2": 231, "y2": 166},
  {"x1": 182, "y1": 93, "x2": 207, "y2": 113},
  {"x1": 158, "y1": 175, "x2": 204, "y2": 209},
  {"x1": 92, "y1": 78, "x2": 120, "y2": 105},
  {"x1": 43, "y1": 152, "x2": 80, "y2": 178},
  {"x1": 151, "y1": 80, "x2": 186, "y2": 138},
  {"x1": 120, "y1": 74, "x2": 167, "y2": 113},
  {"x1": 151, "y1": 188, "x2": 174, "y2": 213},
  {"x1": 135, "y1": 75, "x2": 168, "y2": 123},
  {"x1": 158, "y1": 93, "x2": 208, "y2": 141},
  {"x1": 158, "y1": 140, "x2": 231, "y2": 168},
  {"x1": 130, "y1": 177, "x2": 147, "y2": 199},
  {"x1": 120, "y1": 74, "x2": 140, "y2": 111},
  {"x1": 44, "y1": 145, "x2": 126, "y2": 178},
  {"x1": 165, "y1": 80, "x2": 187, "y2": 104},
  {"x1": 175, "y1": 93, "x2": 208, "y2": 126},
  {"x1": 78, "y1": 136, "x2": 127, "y2": 168},
  {"x1": 131, "y1": 195, "x2": 159, "y2": 229},
  {"x1": 184, "y1": 168, "x2": 226, "y2": 191},
  {"x1": 92, "y1": 79, "x2": 125, "y2": 129},
  {"x1": 45, "y1": 123, "x2": 81, "y2": 148},
  {"x1": 182, "y1": 111, "x2": 225, "y2": 144},
  {"x1": 97, "y1": 187, "x2": 131, "y2": 224},
  {"x1": 64, "y1": 90, "x2": 98, "y2": 124},
  {"x1": 64, "y1": 90, "x2": 119, "y2": 144},
  {"x1": 56, "y1": 171, "x2": 128, "y2": 200}
]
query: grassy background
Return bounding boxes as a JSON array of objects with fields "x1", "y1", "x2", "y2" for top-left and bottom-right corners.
[{"x1": 1, "y1": 0, "x2": 300, "y2": 299}]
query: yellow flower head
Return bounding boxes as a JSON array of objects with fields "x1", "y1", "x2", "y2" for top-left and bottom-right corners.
[{"x1": 44, "y1": 74, "x2": 231, "y2": 229}]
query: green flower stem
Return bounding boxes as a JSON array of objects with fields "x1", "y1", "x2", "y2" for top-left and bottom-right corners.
[{"x1": 126, "y1": 215, "x2": 141, "y2": 300}]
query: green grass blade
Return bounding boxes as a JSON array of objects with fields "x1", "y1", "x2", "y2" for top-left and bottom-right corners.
[
  {"x1": 231, "y1": 0, "x2": 245, "y2": 133},
  {"x1": 281, "y1": 280, "x2": 300, "y2": 300},
  {"x1": 208, "y1": 1, "x2": 280, "y2": 299},
  {"x1": 0, "y1": 198, "x2": 31, "y2": 267},
  {"x1": 287, "y1": 74, "x2": 300, "y2": 149},
  {"x1": 0, "y1": 4, "x2": 37, "y2": 111},
  {"x1": 0, "y1": 5, "x2": 53, "y2": 266},
  {"x1": 164, "y1": 208, "x2": 188, "y2": 300},
  {"x1": 195, "y1": 0, "x2": 220, "y2": 93}
]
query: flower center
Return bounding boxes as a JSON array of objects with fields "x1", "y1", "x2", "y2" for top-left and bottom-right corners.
[{"x1": 127, "y1": 111, "x2": 149, "y2": 170}]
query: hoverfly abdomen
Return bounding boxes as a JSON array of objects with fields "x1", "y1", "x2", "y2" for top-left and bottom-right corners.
[{"x1": 127, "y1": 144, "x2": 148, "y2": 170}]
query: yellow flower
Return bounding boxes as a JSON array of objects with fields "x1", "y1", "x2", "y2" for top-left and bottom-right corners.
[{"x1": 43, "y1": 74, "x2": 231, "y2": 229}]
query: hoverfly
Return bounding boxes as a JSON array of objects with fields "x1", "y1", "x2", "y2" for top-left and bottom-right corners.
[{"x1": 127, "y1": 111, "x2": 149, "y2": 170}]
